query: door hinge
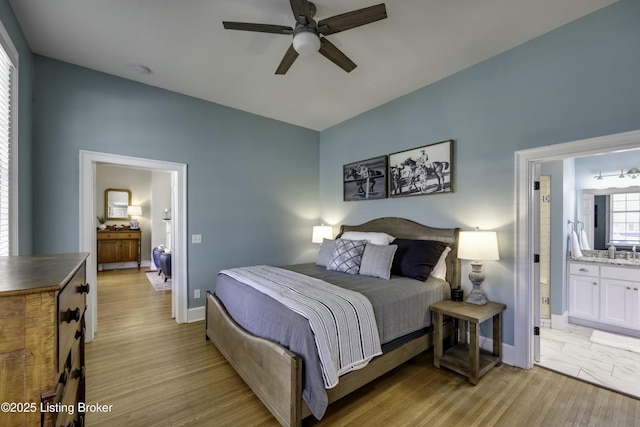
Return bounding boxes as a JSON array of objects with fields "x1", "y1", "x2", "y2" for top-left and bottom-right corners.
[
  {"x1": 534, "y1": 181, "x2": 540, "y2": 191},
  {"x1": 534, "y1": 326, "x2": 540, "y2": 336},
  {"x1": 534, "y1": 254, "x2": 540, "y2": 263}
]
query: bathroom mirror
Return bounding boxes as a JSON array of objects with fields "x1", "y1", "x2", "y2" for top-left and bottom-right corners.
[
  {"x1": 581, "y1": 186, "x2": 640, "y2": 250},
  {"x1": 105, "y1": 188, "x2": 131, "y2": 220}
]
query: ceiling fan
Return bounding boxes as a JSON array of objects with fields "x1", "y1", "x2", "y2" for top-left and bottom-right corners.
[{"x1": 223, "y1": 1, "x2": 387, "y2": 74}]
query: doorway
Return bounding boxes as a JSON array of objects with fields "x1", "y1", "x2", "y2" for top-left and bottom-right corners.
[
  {"x1": 514, "y1": 129, "x2": 640, "y2": 369},
  {"x1": 79, "y1": 150, "x2": 188, "y2": 342}
]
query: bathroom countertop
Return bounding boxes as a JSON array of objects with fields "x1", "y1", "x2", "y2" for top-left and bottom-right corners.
[{"x1": 570, "y1": 256, "x2": 640, "y2": 267}]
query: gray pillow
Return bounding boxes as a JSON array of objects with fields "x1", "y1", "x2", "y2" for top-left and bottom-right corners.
[
  {"x1": 359, "y1": 243, "x2": 398, "y2": 280},
  {"x1": 326, "y1": 239, "x2": 367, "y2": 274},
  {"x1": 316, "y1": 238, "x2": 336, "y2": 267}
]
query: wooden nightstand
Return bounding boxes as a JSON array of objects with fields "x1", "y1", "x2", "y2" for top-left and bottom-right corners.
[{"x1": 431, "y1": 299, "x2": 506, "y2": 385}]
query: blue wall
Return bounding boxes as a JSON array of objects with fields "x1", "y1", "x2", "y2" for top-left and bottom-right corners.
[
  {"x1": 318, "y1": 0, "x2": 640, "y2": 345},
  {"x1": 1, "y1": 0, "x2": 33, "y2": 254},
  {"x1": 31, "y1": 57, "x2": 320, "y2": 307}
]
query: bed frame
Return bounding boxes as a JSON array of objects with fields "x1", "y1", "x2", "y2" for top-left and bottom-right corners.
[{"x1": 206, "y1": 217, "x2": 460, "y2": 426}]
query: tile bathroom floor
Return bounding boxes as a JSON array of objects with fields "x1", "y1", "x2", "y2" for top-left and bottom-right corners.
[{"x1": 538, "y1": 323, "x2": 640, "y2": 399}]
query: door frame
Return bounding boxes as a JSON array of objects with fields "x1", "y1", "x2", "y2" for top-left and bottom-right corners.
[
  {"x1": 79, "y1": 150, "x2": 188, "y2": 342},
  {"x1": 514, "y1": 129, "x2": 640, "y2": 369}
]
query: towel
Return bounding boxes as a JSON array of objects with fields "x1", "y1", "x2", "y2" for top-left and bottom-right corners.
[
  {"x1": 580, "y1": 229, "x2": 591, "y2": 250},
  {"x1": 571, "y1": 231, "x2": 583, "y2": 258}
]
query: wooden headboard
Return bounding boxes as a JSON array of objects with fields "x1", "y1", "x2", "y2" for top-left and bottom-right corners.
[{"x1": 338, "y1": 217, "x2": 460, "y2": 289}]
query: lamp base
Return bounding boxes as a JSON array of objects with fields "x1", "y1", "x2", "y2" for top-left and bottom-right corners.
[
  {"x1": 129, "y1": 220, "x2": 139, "y2": 230},
  {"x1": 466, "y1": 285, "x2": 488, "y2": 305},
  {"x1": 466, "y1": 261, "x2": 488, "y2": 305}
]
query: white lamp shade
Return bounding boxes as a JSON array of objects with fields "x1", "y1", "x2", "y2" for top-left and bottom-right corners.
[
  {"x1": 293, "y1": 31, "x2": 320, "y2": 56},
  {"x1": 457, "y1": 230, "x2": 499, "y2": 261},
  {"x1": 127, "y1": 205, "x2": 142, "y2": 217},
  {"x1": 312, "y1": 225, "x2": 333, "y2": 244}
]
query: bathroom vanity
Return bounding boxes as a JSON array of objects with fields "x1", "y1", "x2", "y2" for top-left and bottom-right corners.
[{"x1": 569, "y1": 257, "x2": 640, "y2": 337}]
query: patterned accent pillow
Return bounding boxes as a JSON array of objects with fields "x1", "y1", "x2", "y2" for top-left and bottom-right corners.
[
  {"x1": 326, "y1": 239, "x2": 367, "y2": 274},
  {"x1": 359, "y1": 243, "x2": 398, "y2": 280}
]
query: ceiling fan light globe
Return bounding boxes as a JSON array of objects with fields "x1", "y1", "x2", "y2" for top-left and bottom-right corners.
[{"x1": 293, "y1": 31, "x2": 320, "y2": 57}]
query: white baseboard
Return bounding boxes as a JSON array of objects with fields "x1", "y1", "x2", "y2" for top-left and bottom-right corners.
[
  {"x1": 99, "y1": 260, "x2": 151, "y2": 271},
  {"x1": 551, "y1": 311, "x2": 569, "y2": 330},
  {"x1": 187, "y1": 306, "x2": 205, "y2": 323},
  {"x1": 480, "y1": 338, "x2": 515, "y2": 366}
]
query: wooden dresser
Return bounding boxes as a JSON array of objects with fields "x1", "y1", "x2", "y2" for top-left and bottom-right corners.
[
  {"x1": 97, "y1": 227, "x2": 141, "y2": 269},
  {"x1": 0, "y1": 253, "x2": 89, "y2": 427}
]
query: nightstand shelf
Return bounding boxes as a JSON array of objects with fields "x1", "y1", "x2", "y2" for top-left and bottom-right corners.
[{"x1": 431, "y1": 299, "x2": 506, "y2": 385}]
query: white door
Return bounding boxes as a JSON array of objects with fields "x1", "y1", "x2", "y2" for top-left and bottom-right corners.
[{"x1": 533, "y1": 166, "x2": 541, "y2": 362}]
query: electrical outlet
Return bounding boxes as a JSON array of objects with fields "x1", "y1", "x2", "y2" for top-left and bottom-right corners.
[
  {"x1": 192, "y1": 234, "x2": 202, "y2": 244},
  {"x1": 194, "y1": 289, "x2": 201, "y2": 299}
]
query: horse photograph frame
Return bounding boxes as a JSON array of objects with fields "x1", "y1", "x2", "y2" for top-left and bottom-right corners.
[
  {"x1": 343, "y1": 155, "x2": 388, "y2": 201},
  {"x1": 388, "y1": 139, "x2": 454, "y2": 198}
]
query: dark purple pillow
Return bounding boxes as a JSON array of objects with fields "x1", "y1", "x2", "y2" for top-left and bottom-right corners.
[
  {"x1": 391, "y1": 239, "x2": 449, "y2": 281},
  {"x1": 390, "y1": 238, "x2": 414, "y2": 275}
]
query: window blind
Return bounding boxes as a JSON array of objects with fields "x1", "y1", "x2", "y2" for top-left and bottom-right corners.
[{"x1": 0, "y1": 41, "x2": 14, "y2": 256}]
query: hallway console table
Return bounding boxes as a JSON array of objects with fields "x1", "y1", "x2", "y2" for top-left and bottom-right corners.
[{"x1": 97, "y1": 227, "x2": 141, "y2": 269}]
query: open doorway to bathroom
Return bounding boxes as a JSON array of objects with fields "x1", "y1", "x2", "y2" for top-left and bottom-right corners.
[{"x1": 534, "y1": 160, "x2": 640, "y2": 399}]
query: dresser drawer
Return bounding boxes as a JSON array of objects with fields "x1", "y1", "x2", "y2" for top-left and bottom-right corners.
[
  {"x1": 97, "y1": 231, "x2": 141, "y2": 240},
  {"x1": 57, "y1": 263, "x2": 88, "y2": 373},
  {"x1": 569, "y1": 263, "x2": 599, "y2": 277},
  {"x1": 54, "y1": 344, "x2": 85, "y2": 427}
]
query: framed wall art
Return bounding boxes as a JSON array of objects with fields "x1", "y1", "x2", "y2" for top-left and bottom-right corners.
[
  {"x1": 343, "y1": 155, "x2": 388, "y2": 201},
  {"x1": 388, "y1": 139, "x2": 454, "y2": 198}
]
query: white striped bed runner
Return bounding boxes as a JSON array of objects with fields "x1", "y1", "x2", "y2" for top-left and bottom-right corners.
[{"x1": 220, "y1": 265, "x2": 382, "y2": 389}]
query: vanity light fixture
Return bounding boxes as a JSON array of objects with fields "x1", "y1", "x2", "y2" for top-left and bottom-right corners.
[{"x1": 594, "y1": 167, "x2": 640, "y2": 181}]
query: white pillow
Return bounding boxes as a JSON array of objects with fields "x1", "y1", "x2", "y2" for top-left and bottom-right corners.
[
  {"x1": 430, "y1": 246, "x2": 451, "y2": 280},
  {"x1": 340, "y1": 231, "x2": 395, "y2": 246}
]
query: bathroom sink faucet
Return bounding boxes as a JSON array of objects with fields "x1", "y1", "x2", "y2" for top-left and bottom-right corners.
[{"x1": 633, "y1": 245, "x2": 637, "y2": 260}]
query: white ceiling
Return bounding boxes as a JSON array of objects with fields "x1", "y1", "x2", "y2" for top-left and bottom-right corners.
[{"x1": 9, "y1": 0, "x2": 616, "y2": 131}]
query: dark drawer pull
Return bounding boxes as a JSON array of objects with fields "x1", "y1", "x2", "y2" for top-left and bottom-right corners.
[
  {"x1": 67, "y1": 414, "x2": 85, "y2": 427},
  {"x1": 58, "y1": 368, "x2": 69, "y2": 385},
  {"x1": 72, "y1": 366, "x2": 85, "y2": 380},
  {"x1": 78, "y1": 283, "x2": 90, "y2": 294},
  {"x1": 66, "y1": 307, "x2": 81, "y2": 323},
  {"x1": 75, "y1": 327, "x2": 85, "y2": 340}
]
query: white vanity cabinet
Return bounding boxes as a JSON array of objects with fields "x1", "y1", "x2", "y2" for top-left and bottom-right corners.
[
  {"x1": 568, "y1": 263, "x2": 600, "y2": 322},
  {"x1": 569, "y1": 261, "x2": 640, "y2": 335},
  {"x1": 600, "y1": 266, "x2": 640, "y2": 329}
]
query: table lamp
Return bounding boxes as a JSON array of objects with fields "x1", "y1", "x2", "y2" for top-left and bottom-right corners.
[
  {"x1": 457, "y1": 228, "x2": 500, "y2": 305},
  {"x1": 312, "y1": 225, "x2": 333, "y2": 244},
  {"x1": 127, "y1": 205, "x2": 142, "y2": 230}
]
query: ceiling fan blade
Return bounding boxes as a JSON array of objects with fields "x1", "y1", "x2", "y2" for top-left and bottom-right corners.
[
  {"x1": 318, "y1": 3, "x2": 387, "y2": 36},
  {"x1": 275, "y1": 44, "x2": 299, "y2": 74},
  {"x1": 318, "y1": 38, "x2": 357, "y2": 73},
  {"x1": 223, "y1": 21, "x2": 293, "y2": 35},
  {"x1": 289, "y1": 0, "x2": 313, "y2": 24}
]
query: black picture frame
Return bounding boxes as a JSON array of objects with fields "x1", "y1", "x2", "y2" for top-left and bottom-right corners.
[
  {"x1": 388, "y1": 139, "x2": 454, "y2": 198},
  {"x1": 343, "y1": 155, "x2": 388, "y2": 201}
]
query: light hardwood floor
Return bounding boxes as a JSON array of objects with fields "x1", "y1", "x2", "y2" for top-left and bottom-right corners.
[{"x1": 86, "y1": 269, "x2": 640, "y2": 426}]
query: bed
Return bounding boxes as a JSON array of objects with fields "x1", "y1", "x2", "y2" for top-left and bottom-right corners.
[{"x1": 206, "y1": 217, "x2": 460, "y2": 426}]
